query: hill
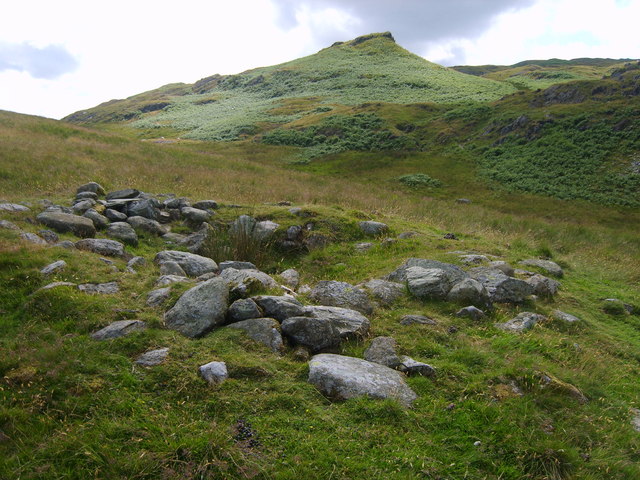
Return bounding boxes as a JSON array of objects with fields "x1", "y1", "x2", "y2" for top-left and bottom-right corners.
[{"x1": 1, "y1": 109, "x2": 640, "y2": 479}]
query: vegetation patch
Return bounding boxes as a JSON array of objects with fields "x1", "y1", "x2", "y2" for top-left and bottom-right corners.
[{"x1": 398, "y1": 173, "x2": 443, "y2": 188}]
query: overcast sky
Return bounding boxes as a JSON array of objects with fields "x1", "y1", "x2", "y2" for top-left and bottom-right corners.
[{"x1": 1, "y1": 0, "x2": 638, "y2": 120}]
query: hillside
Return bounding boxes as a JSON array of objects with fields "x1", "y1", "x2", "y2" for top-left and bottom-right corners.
[{"x1": 1, "y1": 110, "x2": 640, "y2": 479}]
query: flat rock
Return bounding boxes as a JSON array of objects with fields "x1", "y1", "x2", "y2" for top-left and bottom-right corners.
[
  {"x1": 164, "y1": 277, "x2": 229, "y2": 337},
  {"x1": 106, "y1": 188, "x2": 140, "y2": 201},
  {"x1": 135, "y1": 348, "x2": 169, "y2": 366},
  {"x1": 147, "y1": 287, "x2": 171, "y2": 307},
  {"x1": 192, "y1": 200, "x2": 218, "y2": 210},
  {"x1": 78, "y1": 282, "x2": 120, "y2": 294},
  {"x1": 386, "y1": 258, "x2": 468, "y2": 284},
  {"x1": 155, "y1": 275, "x2": 193, "y2": 287},
  {"x1": 308, "y1": 354, "x2": 417, "y2": 408},
  {"x1": 309, "y1": 280, "x2": 373, "y2": 315},
  {"x1": 303, "y1": 305, "x2": 370, "y2": 338},
  {"x1": 398, "y1": 356, "x2": 436, "y2": 377},
  {"x1": 495, "y1": 312, "x2": 546, "y2": 333},
  {"x1": 75, "y1": 238, "x2": 125, "y2": 257},
  {"x1": 252, "y1": 295, "x2": 305, "y2": 321},
  {"x1": 364, "y1": 337, "x2": 401, "y2": 368},
  {"x1": 406, "y1": 267, "x2": 455, "y2": 300},
  {"x1": 199, "y1": 361, "x2": 228, "y2": 385},
  {"x1": 551, "y1": 310, "x2": 581, "y2": 323},
  {"x1": 228, "y1": 318, "x2": 284, "y2": 353},
  {"x1": 127, "y1": 216, "x2": 168, "y2": 235},
  {"x1": 0, "y1": 203, "x2": 30, "y2": 212},
  {"x1": 41, "y1": 260, "x2": 67, "y2": 275},
  {"x1": 39, "y1": 281, "x2": 77, "y2": 291},
  {"x1": 359, "y1": 279, "x2": 404, "y2": 306},
  {"x1": 91, "y1": 320, "x2": 146, "y2": 340},
  {"x1": 155, "y1": 250, "x2": 218, "y2": 277},
  {"x1": 400, "y1": 314, "x2": 437, "y2": 326},
  {"x1": 219, "y1": 260, "x2": 258, "y2": 271},
  {"x1": 281, "y1": 316, "x2": 342, "y2": 352},
  {"x1": 20, "y1": 232, "x2": 47, "y2": 245},
  {"x1": 159, "y1": 261, "x2": 187, "y2": 277},
  {"x1": 526, "y1": 274, "x2": 560, "y2": 298},
  {"x1": 0, "y1": 219, "x2": 20, "y2": 230},
  {"x1": 36, "y1": 212, "x2": 96, "y2": 238},
  {"x1": 519, "y1": 259, "x2": 564, "y2": 278}
]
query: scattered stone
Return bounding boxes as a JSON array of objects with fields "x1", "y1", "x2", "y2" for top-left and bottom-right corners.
[
  {"x1": 181, "y1": 223, "x2": 215, "y2": 255},
  {"x1": 228, "y1": 318, "x2": 284, "y2": 353},
  {"x1": 398, "y1": 231, "x2": 417, "y2": 239},
  {"x1": 77, "y1": 182, "x2": 106, "y2": 196},
  {"x1": 219, "y1": 260, "x2": 257, "y2": 271},
  {"x1": 36, "y1": 211, "x2": 96, "y2": 238},
  {"x1": 164, "y1": 277, "x2": 229, "y2": 337},
  {"x1": 0, "y1": 203, "x2": 30, "y2": 212},
  {"x1": 83, "y1": 209, "x2": 109, "y2": 229},
  {"x1": 386, "y1": 258, "x2": 468, "y2": 284},
  {"x1": 519, "y1": 259, "x2": 564, "y2": 278},
  {"x1": 470, "y1": 268, "x2": 533, "y2": 304},
  {"x1": 303, "y1": 305, "x2": 371, "y2": 338},
  {"x1": 309, "y1": 280, "x2": 373, "y2": 315},
  {"x1": 127, "y1": 216, "x2": 168, "y2": 236},
  {"x1": 456, "y1": 198, "x2": 471, "y2": 204},
  {"x1": 78, "y1": 282, "x2": 120, "y2": 295},
  {"x1": 227, "y1": 298, "x2": 263, "y2": 324},
  {"x1": 91, "y1": 320, "x2": 146, "y2": 340},
  {"x1": 199, "y1": 361, "x2": 228, "y2": 385},
  {"x1": 155, "y1": 275, "x2": 193, "y2": 287},
  {"x1": 252, "y1": 295, "x2": 306, "y2": 321},
  {"x1": 20, "y1": 232, "x2": 47, "y2": 245},
  {"x1": 359, "y1": 221, "x2": 389, "y2": 236},
  {"x1": 443, "y1": 233, "x2": 458, "y2": 240},
  {"x1": 455, "y1": 306, "x2": 486, "y2": 321},
  {"x1": 526, "y1": 274, "x2": 561, "y2": 298},
  {"x1": 75, "y1": 238, "x2": 125, "y2": 257},
  {"x1": 127, "y1": 256, "x2": 146, "y2": 271},
  {"x1": 134, "y1": 348, "x2": 169, "y2": 366},
  {"x1": 181, "y1": 206, "x2": 211, "y2": 224},
  {"x1": 364, "y1": 337, "x2": 401, "y2": 368},
  {"x1": 192, "y1": 200, "x2": 218, "y2": 210},
  {"x1": 0, "y1": 219, "x2": 19, "y2": 230},
  {"x1": 155, "y1": 250, "x2": 218, "y2": 277},
  {"x1": 406, "y1": 267, "x2": 455, "y2": 300},
  {"x1": 219, "y1": 268, "x2": 279, "y2": 297},
  {"x1": 460, "y1": 254, "x2": 489, "y2": 265},
  {"x1": 355, "y1": 242, "x2": 374, "y2": 252},
  {"x1": 159, "y1": 261, "x2": 187, "y2": 277},
  {"x1": 446, "y1": 278, "x2": 491, "y2": 308},
  {"x1": 308, "y1": 354, "x2": 417, "y2": 408},
  {"x1": 359, "y1": 279, "x2": 405, "y2": 306},
  {"x1": 488, "y1": 261, "x2": 515, "y2": 276},
  {"x1": 147, "y1": 287, "x2": 171, "y2": 307},
  {"x1": 104, "y1": 208, "x2": 127, "y2": 222},
  {"x1": 398, "y1": 356, "x2": 436, "y2": 377},
  {"x1": 551, "y1": 310, "x2": 581, "y2": 323},
  {"x1": 40, "y1": 260, "x2": 67, "y2": 275},
  {"x1": 400, "y1": 314, "x2": 437, "y2": 326},
  {"x1": 495, "y1": 312, "x2": 546, "y2": 333},
  {"x1": 38, "y1": 281, "x2": 77, "y2": 291},
  {"x1": 279, "y1": 268, "x2": 300, "y2": 289},
  {"x1": 281, "y1": 317, "x2": 342, "y2": 352}
]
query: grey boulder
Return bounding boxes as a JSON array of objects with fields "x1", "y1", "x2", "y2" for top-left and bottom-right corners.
[
  {"x1": 470, "y1": 268, "x2": 533, "y2": 304},
  {"x1": 219, "y1": 260, "x2": 258, "y2": 271},
  {"x1": 252, "y1": 295, "x2": 306, "y2": 321},
  {"x1": 199, "y1": 361, "x2": 228, "y2": 385},
  {"x1": 127, "y1": 216, "x2": 168, "y2": 236},
  {"x1": 181, "y1": 206, "x2": 211, "y2": 224},
  {"x1": 106, "y1": 222, "x2": 138, "y2": 246},
  {"x1": 309, "y1": 280, "x2": 373, "y2": 315},
  {"x1": 135, "y1": 348, "x2": 169, "y2": 366},
  {"x1": 281, "y1": 316, "x2": 341, "y2": 352},
  {"x1": 526, "y1": 274, "x2": 560, "y2": 298},
  {"x1": 147, "y1": 287, "x2": 171, "y2": 307},
  {"x1": 308, "y1": 354, "x2": 417, "y2": 408},
  {"x1": 155, "y1": 250, "x2": 218, "y2": 277},
  {"x1": 364, "y1": 337, "x2": 401, "y2": 368},
  {"x1": 219, "y1": 268, "x2": 278, "y2": 296},
  {"x1": 551, "y1": 310, "x2": 581, "y2": 324},
  {"x1": 228, "y1": 318, "x2": 284, "y2": 353},
  {"x1": 359, "y1": 279, "x2": 404, "y2": 306},
  {"x1": 36, "y1": 211, "x2": 96, "y2": 238},
  {"x1": 303, "y1": 305, "x2": 370, "y2": 338},
  {"x1": 386, "y1": 258, "x2": 468, "y2": 284},
  {"x1": 519, "y1": 259, "x2": 564, "y2": 278},
  {"x1": 75, "y1": 238, "x2": 125, "y2": 257},
  {"x1": 0, "y1": 203, "x2": 30, "y2": 212},
  {"x1": 455, "y1": 306, "x2": 486, "y2": 321},
  {"x1": 446, "y1": 278, "x2": 491, "y2": 308},
  {"x1": 78, "y1": 282, "x2": 120, "y2": 294},
  {"x1": 227, "y1": 298, "x2": 263, "y2": 323},
  {"x1": 495, "y1": 312, "x2": 546, "y2": 333},
  {"x1": 77, "y1": 182, "x2": 105, "y2": 196},
  {"x1": 164, "y1": 277, "x2": 229, "y2": 337},
  {"x1": 359, "y1": 221, "x2": 389, "y2": 236},
  {"x1": 406, "y1": 267, "x2": 455, "y2": 300},
  {"x1": 91, "y1": 320, "x2": 146, "y2": 340},
  {"x1": 40, "y1": 260, "x2": 67, "y2": 275}
]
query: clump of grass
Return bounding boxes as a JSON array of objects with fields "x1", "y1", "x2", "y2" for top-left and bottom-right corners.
[
  {"x1": 398, "y1": 173, "x2": 443, "y2": 188},
  {"x1": 198, "y1": 223, "x2": 274, "y2": 268}
]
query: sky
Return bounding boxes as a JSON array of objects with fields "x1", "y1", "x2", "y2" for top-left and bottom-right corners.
[{"x1": 1, "y1": 0, "x2": 638, "y2": 120}]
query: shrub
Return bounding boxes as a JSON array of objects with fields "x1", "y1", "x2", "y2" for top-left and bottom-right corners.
[{"x1": 398, "y1": 173, "x2": 443, "y2": 188}]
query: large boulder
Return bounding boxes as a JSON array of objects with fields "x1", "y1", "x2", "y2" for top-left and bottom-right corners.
[
  {"x1": 446, "y1": 278, "x2": 491, "y2": 308},
  {"x1": 309, "y1": 281, "x2": 373, "y2": 315},
  {"x1": 406, "y1": 267, "x2": 455, "y2": 300},
  {"x1": 219, "y1": 268, "x2": 279, "y2": 296},
  {"x1": 154, "y1": 250, "x2": 218, "y2": 277},
  {"x1": 227, "y1": 298, "x2": 263, "y2": 323},
  {"x1": 106, "y1": 222, "x2": 138, "y2": 246},
  {"x1": 75, "y1": 238, "x2": 125, "y2": 257},
  {"x1": 164, "y1": 277, "x2": 229, "y2": 337},
  {"x1": 127, "y1": 198, "x2": 159, "y2": 220},
  {"x1": 386, "y1": 258, "x2": 468, "y2": 284},
  {"x1": 359, "y1": 279, "x2": 404, "y2": 306},
  {"x1": 281, "y1": 317, "x2": 341, "y2": 352},
  {"x1": 36, "y1": 211, "x2": 96, "y2": 238},
  {"x1": 228, "y1": 318, "x2": 284, "y2": 353},
  {"x1": 519, "y1": 259, "x2": 564, "y2": 278},
  {"x1": 470, "y1": 268, "x2": 534, "y2": 304},
  {"x1": 252, "y1": 295, "x2": 306, "y2": 321},
  {"x1": 303, "y1": 305, "x2": 370, "y2": 338},
  {"x1": 181, "y1": 206, "x2": 211, "y2": 224},
  {"x1": 308, "y1": 354, "x2": 417, "y2": 408}
]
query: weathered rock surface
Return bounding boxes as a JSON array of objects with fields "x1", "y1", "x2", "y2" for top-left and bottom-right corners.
[
  {"x1": 41, "y1": 260, "x2": 67, "y2": 275},
  {"x1": 0, "y1": 203, "x2": 30, "y2": 212},
  {"x1": 0, "y1": 219, "x2": 19, "y2": 230},
  {"x1": 199, "y1": 361, "x2": 228, "y2": 385},
  {"x1": 398, "y1": 356, "x2": 436, "y2": 377},
  {"x1": 406, "y1": 267, "x2": 455, "y2": 300},
  {"x1": 227, "y1": 298, "x2": 263, "y2": 323},
  {"x1": 470, "y1": 268, "x2": 533, "y2": 303},
  {"x1": 400, "y1": 314, "x2": 437, "y2": 326},
  {"x1": 281, "y1": 317, "x2": 342, "y2": 352},
  {"x1": 20, "y1": 232, "x2": 47, "y2": 245},
  {"x1": 219, "y1": 268, "x2": 278, "y2": 296},
  {"x1": 386, "y1": 258, "x2": 468, "y2": 284},
  {"x1": 78, "y1": 282, "x2": 120, "y2": 294},
  {"x1": 104, "y1": 208, "x2": 127, "y2": 222},
  {"x1": 279, "y1": 268, "x2": 300, "y2": 289},
  {"x1": 127, "y1": 216, "x2": 168, "y2": 236},
  {"x1": 252, "y1": 295, "x2": 305, "y2": 321},
  {"x1": 83, "y1": 209, "x2": 109, "y2": 229},
  {"x1": 39, "y1": 281, "x2": 77, "y2": 291},
  {"x1": 495, "y1": 312, "x2": 546, "y2": 333},
  {"x1": 155, "y1": 275, "x2": 193, "y2": 287},
  {"x1": 127, "y1": 198, "x2": 159, "y2": 220},
  {"x1": 106, "y1": 222, "x2": 138, "y2": 246},
  {"x1": 308, "y1": 354, "x2": 417, "y2": 407},
  {"x1": 91, "y1": 320, "x2": 146, "y2": 340},
  {"x1": 159, "y1": 261, "x2": 187, "y2": 277},
  {"x1": 135, "y1": 348, "x2": 169, "y2": 366},
  {"x1": 75, "y1": 238, "x2": 125, "y2": 257},
  {"x1": 526, "y1": 274, "x2": 560, "y2": 298},
  {"x1": 192, "y1": 200, "x2": 218, "y2": 210},
  {"x1": 519, "y1": 259, "x2": 564, "y2": 278},
  {"x1": 147, "y1": 287, "x2": 171, "y2": 307},
  {"x1": 551, "y1": 310, "x2": 581, "y2": 323},
  {"x1": 446, "y1": 278, "x2": 491, "y2": 308},
  {"x1": 360, "y1": 279, "x2": 404, "y2": 306},
  {"x1": 77, "y1": 182, "x2": 105, "y2": 196},
  {"x1": 181, "y1": 223, "x2": 215, "y2": 255},
  {"x1": 219, "y1": 260, "x2": 258, "y2": 271},
  {"x1": 303, "y1": 305, "x2": 370, "y2": 338},
  {"x1": 359, "y1": 221, "x2": 389, "y2": 236},
  {"x1": 36, "y1": 212, "x2": 96, "y2": 238},
  {"x1": 228, "y1": 318, "x2": 284, "y2": 353},
  {"x1": 310, "y1": 280, "x2": 373, "y2": 315},
  {"x1": 155, "y1": 250, "x2": 218, "y2": 277},
  {"x1": 164, "y1": 277, "x2": 229, "y2": 337},
  {"x1": 181, "y1": 206, "x2": 211, "y2": 224},
  {"x1": 364, "y1": 337, "x2": 401, "y2": 368},
  {"x1": 455, "y1": 306, "x2": 486, "y2": 321},
  {"x1": 72, "y1": 199, "x2": 96, "y2": 214}
]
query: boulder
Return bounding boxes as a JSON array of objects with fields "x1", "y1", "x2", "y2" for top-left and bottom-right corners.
[
  {"x1": 38, "y1": 229, "x2": 59, "y2": 244},
  {"x1": 470, "y1": 268, "x2": 533, "y2": 304},
  {"x1": 279, "y1": 268, "x2": 300, "y2": 289},
  {"x1": 488, "y1": 261, "x2": 515, "y2": 276},
  {"x1": 127, "y1": 198, "x2": 159, "y2": 220},
  {"x1": 182, "y1": 223, "x2": 215, "y2": 255},
  {"x1": 159, "y1": 261, "x2": 187, "y2": 277},
  {"x1": 519, "y1": 259, "x2": 564, "y2": 278},
  {"x1": 281, "y1": 316, "x2": 341, "y2": 352},
  {"x1": 228, "y1": 318, "x2": 284, "y2": 353},
  {"x1": 406, "y1": 267, "x2": 455, "y2": 300},
  {"x1": 126, "y1": 256, "x2": 146, "y2": 271},
  {"x1": 219, "y1": 260, "x2": 257, "y2": 271},
  {"x1": 164, "y1": 197, "x2": 190, "y2": 209},
  {"x1": 399, "y1": 314, "x2": 437, "y2": 326},
  {"x1": 147, "y1": 287, "x2": 171, "y2": 307},
  {"x1": 75, "y1": 191, "x2": 99, "y2": 202},
  {"x1": 0, "y1": 203, "x2": 30, "y2": 212},
  {"x1": 40, "y1": 260, "x2": 67, "y2": 275},
  {"x1": 363, "y1": 337, "x2": 401, "y2": 368},
  {"x1": 254, "y1": 220, "x2": 280, "y2": 241},
  {"x1": 20, "y1": 233, "x2": 47, "y2": 245},
  {"x1": 164, "y1": 277, "x2": 229, "y2": 337},
  {"x1": 36, "y1": 211, "x2": 96, "y2": 238},
  {"x1": 446, "y1": 278, "x2": 491, "y2": 308},
  {"x1": 72, "y1": 199, "x2": 96, "y2": 214},
  {"x1": 386, "y1": 258, "x2": 468, "y2": 284},
  {"x1": 551, "y1": 310, "x2": 581, "y2": 324},
  {"x1": 359, "y1": 279, "x2": 404, "y2": 306},
  {"x1": 155, "y1": 250, "x2": 218, "y2": 277},
  {"x1": 252, "y1": 295, "x2": 306, "y2": 321},
  {"x1": 495, "y1": 312, "x2": 546, "y2": 333},
  {"x1": 227, "y1": 298, "x2": 263, "y2": 324},
  {"x1": 104, "y1": 208, "x2": 127, "y2": 222},
  {"x1": 398, "y1": 356, "x2": 436, "y2": 378},
  {"x1": 75, "y1": 238, "x2": 125, "y2": 257},
  {"x1": 359, "y1": 221, "x2": 389, "y2": 236},
  {"x1": 219, "y1": 268, "x2": 279, "y2": 297},
  {"x1": 309, "y1": 281, "x2": 373, "y2": 315},
  {"x1": 308, "y1": 354, "x2": 417, "y2": 408},
  {"x1": 135, "y1": 348, "x2": 169, "y2": 366},
  {"x1": 78, "y1": 282, "x2": 120, "y2": 294},
  {"x1": 303, "y1": 305, "x2": 370, "y2": 338},
  {"x1": 455, "y1": 306, "x2": 486, "y2": 321},
  {"x1": 181, "y1": 206, "x2": 211, "y2": 224},
  {"x1": 0, "y1": 219, "x2": 19, "y2": 230},
  {"x1": 91, "y1": 320, "x2": 146, "y2": 340},
  {"x1": 526, "y1": 274, "x2": 560, "y2": 298},
  {"x1": 127, "y1": 216, "x2": 168, "y2": 236},
  {"x1": 192, "y1": 200, "x2": 218, "y2": 210},
  {"x1": 106, "y1": 222, "x2": 138, "y2": 246},
  {"x1": 53, "y1": 240, "x2": 76, "y2": 249},
  {"x1": 199, "y1": 361, "x2": 228, "y2": 385},
  {"x1": 77, "y1": 182, "x2": 106, "y2": 196},
  {"x1": 459, "y1": 254, "x2": 490, "y2": 265}
]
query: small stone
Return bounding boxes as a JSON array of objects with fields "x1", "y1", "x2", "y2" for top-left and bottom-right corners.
[
  {"x1": 364, "y1": 337, "x2": 401, "y2": 368},
  {"x1": 72, "y1": 199, "x2": 97, "y2": 214},
  {"x1": 38, "y1": 281, "x2": 77, "y2": 291},
  {"x1": 155, "y1": 275, "x2": 193, "y2": 287},
  {"x1": 495, "y1": 312, "x2": 546, "y2": 333},
  {"x1": 519, "y1": 259, "x2": 564, "y2": 278},
  {"x1": 104, "y1": 209, "x2": 127, "y2": 222},
  {"x1": 40, "y1": 260, "x2": 67, "y2": 275},
  {"x1": 227, "y1": 298, "x2": 263, "y2": 324},
  {"x1": 0, "y1": 203, "x2": 30, "y2": 212},
  {"x1": 443, "y1": 233, "x2": 458, "y2": 240},
  {"x1": 279, "y1": 268, "x2": 300, "y2": 289},
  {"x1": 359, "y1": 221, "x2": 389, "y2": 236},
  {"x1": 192, "y1": 200, "x2": 218, "y2": 210},
  {"x1": 199, "y1": 361, "x2": 228, "y2": 385},
  {"x1": 147, "y1": 287, "x2": 171, "y2": 307},
  {"x1": 38, "y1": 229, "x2": 59, "y2": 244},
  {"x1": 77, "y1": 182, "x2": 106, "y2": 196},
  {"x1": 398, "y1": 231, "x2": 417, "y2": 239},
  {"x1": 398, "y1": 356, "x2": 436, "y2": 377},
  {"x1": 78, "y1": 282, "x2": 120, "y2": 294},
  {"x1": 181, "y1": 206, "x2": 211, "y2": 224},
  {"x1": 53, "y1": 240, "x2": 76, "y2": 249},
  {"x1": 355, "y1": 242, "x2": 373, "y2": 252},
  {"x1": 400, "y1": 314, "x2": 436, "y2": 326},
  {"x1": 20, "y1": 232, "x2": 47, "y2": 245},
  {"x1": 127, "y1": 256, "x2": 146, "y2": 271},
  {"x1": 83, "y1": 209, "x2": 109, "y2": 230},
  {"x1": 227, "y1": 318, "x2": 284, "y2": 353},
  {"x1": 455, "y1": 306, "x2": 485, "y2": 321},
  {"x1": 106, "y1": 188, "x2": 140, "y2": 201},
  {"x1": 456, "y1": 198, "x2": 471, "y2": 204},
  {"x1": 219, "y1": 260, "x2": 257, "y2": 271},
  {"x1": 0, "y1": 219, "x2": 19, "y2": 230},
  {"x1": 91, "y1": 320, "x2": 146, "y2": 340},
  {"x1": 135, "y1": 348, "x2": 169, "y2": 366}
]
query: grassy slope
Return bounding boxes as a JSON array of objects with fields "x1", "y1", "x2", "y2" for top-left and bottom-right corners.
[{"x1": 1, "y1": 111, "x2": 640, "y2": 479}]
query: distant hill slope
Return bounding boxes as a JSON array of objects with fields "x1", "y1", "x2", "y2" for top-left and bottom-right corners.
[{"x1": 64, "y1": 32, "x2": 515, "y2": 141}]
